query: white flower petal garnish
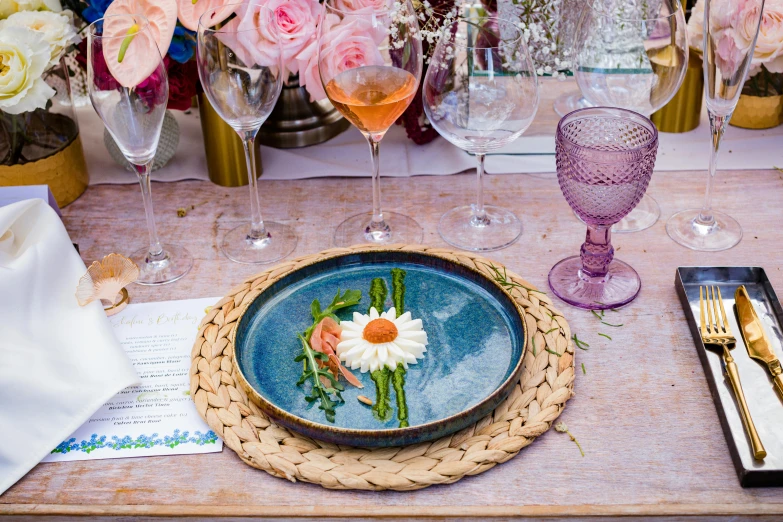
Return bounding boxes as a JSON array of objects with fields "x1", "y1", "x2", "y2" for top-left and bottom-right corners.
[{"x1": 337, "y1": 306, "x2": 428, "y2": 372}]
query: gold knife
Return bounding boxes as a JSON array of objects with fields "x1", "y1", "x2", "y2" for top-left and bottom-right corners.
[{"x1": 735, "y1": 285, "x2": 783, "y2": 398}]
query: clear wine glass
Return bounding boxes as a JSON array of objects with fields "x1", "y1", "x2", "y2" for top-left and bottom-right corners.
[
  {"x1": 553, "y1": 0, "x2": 593, "y2": 117},
  {"x1": 666, "y1": 0, "x2": 765, "y2": 251},
  {"x1": 88, "y1": 15, "x2": 192, "y2": 285},
  {"x1": 197, "y1": 2, "x2": 297, "y2": 264},
  {"x1": 318, "y1": 0, "x2": 423, "y2": 246},
  {"x1": 574, "y1": 0, "x2": 688, "y2": 233},
  {"x1": 549, "y1": 107, "x2": 658, "y2": 310},
  {"x1": 423, "y1": 15, "x2": 539, "y2": 251}
]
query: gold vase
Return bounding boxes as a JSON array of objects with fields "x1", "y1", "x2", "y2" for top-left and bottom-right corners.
[
  {"x1": 729, "y1": 94, "x2": 783, "y2": 130},
  {"x1": 0, "y1": 57, "x2": 88, "y2": 207},
  {"x1": 198, "y1": 93, "x2": 262, "y2": 187},
  {"x1": 650, "y1": 47, "x2": 704, "y2": 133}
]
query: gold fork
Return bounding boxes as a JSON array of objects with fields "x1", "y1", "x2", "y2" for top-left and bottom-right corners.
[{"x1": 700, "y1": 286, "x2": 766, "y2": 460}]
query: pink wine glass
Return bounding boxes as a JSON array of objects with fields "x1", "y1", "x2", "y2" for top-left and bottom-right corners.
[{"x1": 548, "y1": 107, "x2": 658, "y2": 310}]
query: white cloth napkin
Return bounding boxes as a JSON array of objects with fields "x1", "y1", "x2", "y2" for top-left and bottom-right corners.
[{"x1": 0, "y1": 199, "x2": 139, "y2": 495}]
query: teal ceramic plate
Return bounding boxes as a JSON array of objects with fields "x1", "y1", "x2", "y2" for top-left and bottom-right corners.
[{"x1": 233, "y1": 249, "x2": 527, "y2": 447}]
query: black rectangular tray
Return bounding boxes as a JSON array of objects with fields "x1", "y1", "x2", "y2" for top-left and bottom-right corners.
[{"x1": 676, "y1": 267, "x2": 783, "y2": 487}]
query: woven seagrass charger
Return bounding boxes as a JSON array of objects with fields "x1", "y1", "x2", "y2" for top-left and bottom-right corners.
[{"x1": 190, "y1": 245, "x2": 575, "y2": 491}]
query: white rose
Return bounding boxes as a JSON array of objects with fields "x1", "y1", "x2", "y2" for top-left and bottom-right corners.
[
  {"x1": 0, "y1": 0, "x2": 62, "y2": 19},
  {"x1": 748, "y1": 0, "x2": 783, "y2": 73},
  {"x1": 0, "y1": 26, "x2": 56, "y2": 114},
  {"x1": 0, "y1": 10, "x2": 78, "y2": 66},
  {"x1": 687, "y1": 0, "x2": 705, "y2": 51}
]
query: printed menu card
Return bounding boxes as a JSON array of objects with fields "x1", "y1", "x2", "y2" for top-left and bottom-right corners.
[{"x1": 44, "y1": 298, "x2": 224, "y2": 462}]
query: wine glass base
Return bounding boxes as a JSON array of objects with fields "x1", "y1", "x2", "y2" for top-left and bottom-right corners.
[
  {"x1": 131, "y1": 244, "x2": 193, "y2": 286},
  {"x1": 665, "y1": 209, "x2": 743, "y2": 252},
  {"x1": 612, "y1": 194, "x2": 660, "y2": 233},
  {"x1": 438, "y1": 205, "x2": 522, "y2": 252},
  {"x1": 548, "y1": 256, "x2": 641, "y2": 310},
  {"x1": 221, "y1": 222, "x2": 298, "y2": 264},
  {"x1": 334, "y1": 211, "x2": 423, "y2": 247},
  {"x1": 553, "y1": 92, "x2": 593, "y2": 117}
]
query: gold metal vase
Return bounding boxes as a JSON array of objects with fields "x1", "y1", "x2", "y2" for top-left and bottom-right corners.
[
  {"x1": 650, "y1": 47, "x2": 704, "y2": 133},
  {"x1": 0, "y1": 57, "x2": 88, "y2": 207},
  {"x1": 730, "y1": 94, "x2": 783, "y2": 130},
  {"x1": 198, "y1": 93, "x2": 262, "y2": 187}
]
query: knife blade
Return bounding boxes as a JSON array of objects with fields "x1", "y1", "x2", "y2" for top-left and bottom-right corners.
[{"x1": 735, "y1": 285, "x2": 783, "y2": 398}]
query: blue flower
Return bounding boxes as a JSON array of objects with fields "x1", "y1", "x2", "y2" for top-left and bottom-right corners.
[
  {"x1": 169, "y1": 26, "x2": 196, "y2": 63},
  {"x1": 82, "y1": 0, "x2": 114, "y2": 24}
]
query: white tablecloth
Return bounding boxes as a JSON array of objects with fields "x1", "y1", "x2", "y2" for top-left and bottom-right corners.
[{"x1": 78, "y1": 98, "x2": 783, "y2": 185}]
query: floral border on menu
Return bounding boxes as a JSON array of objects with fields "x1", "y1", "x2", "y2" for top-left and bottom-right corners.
[{"x1": 50, "y1": 429, "x2": 219, "y2": 454}]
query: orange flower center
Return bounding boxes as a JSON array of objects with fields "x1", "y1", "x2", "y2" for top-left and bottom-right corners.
[{"x1": 363, "y1": 318, "x2": 398, "y2": 344}]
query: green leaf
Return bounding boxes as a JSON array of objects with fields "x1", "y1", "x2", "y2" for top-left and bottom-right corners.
[{"x1": 311, "y1": 299, "x2": 322, "y2": 320}]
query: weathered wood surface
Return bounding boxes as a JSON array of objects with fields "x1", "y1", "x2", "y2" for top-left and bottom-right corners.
[{"x1": 2, "y1": 165, "x2": 783, "y2": 517}]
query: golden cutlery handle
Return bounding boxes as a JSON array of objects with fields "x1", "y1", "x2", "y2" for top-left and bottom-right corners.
[
  {"x1": 773, "y1": 373, "x2": 783, "y2": 400},
  {"x1": 724, "y1": 349, "x2": 767, "y2": 460}
]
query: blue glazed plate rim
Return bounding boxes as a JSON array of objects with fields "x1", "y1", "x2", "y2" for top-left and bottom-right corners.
[{"x1": 230, "y1": 248, "x2": 528, "y2": 444}]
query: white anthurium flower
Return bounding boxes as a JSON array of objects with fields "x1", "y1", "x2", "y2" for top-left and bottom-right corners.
[
  {"x1": 0, "y1": 26, "x2": 56, "y2": 114},
  {"x1": 0, "y1": 0, "x2": 63, "y2": 20},
  {"x1": 337, "y1": 307, "x2": 428, "y2": 373},
  {"x1": 0, "y1": 10, "x2": 79, "y2": 67}
]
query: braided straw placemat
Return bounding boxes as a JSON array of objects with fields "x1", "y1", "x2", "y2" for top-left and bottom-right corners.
[{"x1": 190, "y1": 245, "x2": 575, "y2": 491}]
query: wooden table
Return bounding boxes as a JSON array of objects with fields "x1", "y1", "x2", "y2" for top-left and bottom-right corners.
[{"x1": 3, "y1": 165, "x2": 783, "y2": 519}]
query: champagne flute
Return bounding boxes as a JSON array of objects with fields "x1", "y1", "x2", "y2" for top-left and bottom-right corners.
[
  {"x1": 318, "y1": 0, "x2": 423, "y2": 246},
  {"x1": 88, "y1": 15, "x2": 192, "y2": 285},
  {"x1": 197, "y1": 2, "x2": 297, "y2": 264},
  {"x1": 423, "y1": 15, "x2": 539, "y2": 251},
  {"x1": 666, "y1": 0, "x2": 765, "y2": 251},
  {"x1": 574, "y1": 0, "x2": 688, "y2": 233}
]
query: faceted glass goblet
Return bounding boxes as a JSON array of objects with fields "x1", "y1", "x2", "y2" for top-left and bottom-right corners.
[{"x1": 548, "y1": 107, "x2": 658, "y2": 310}]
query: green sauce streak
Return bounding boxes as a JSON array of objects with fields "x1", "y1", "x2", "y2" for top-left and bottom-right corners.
[
  {"x1": 368, "y1": 277, "x2": 387, "y2": 314},
  {"x1": 391, "y1": 268, "x2": 405, "y2": 314},
  {"x1": 392, "y1": 365, "x2": 408, "y2": 427},
  {"x1": 390, "y1": 268, "x2": 409, "y2": 428},
  {"x1": 370, "y1": 368, "x2": 392, "y2": 421}
]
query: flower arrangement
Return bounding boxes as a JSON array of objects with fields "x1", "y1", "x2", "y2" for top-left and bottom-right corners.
[
  {"x1": 0, "y1": 0, "x2": 80, "y2": 114},
  {"x1": 689, "y1": 0, "x2": 783, "y2": 97},
  {"x1": 65, "y1": 0, "x2": 200, "y2": 110}
]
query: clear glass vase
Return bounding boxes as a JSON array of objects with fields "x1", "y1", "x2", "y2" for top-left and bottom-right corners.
[{"x1": 0, "y1": 56, "x2": 89, "y2": 207}]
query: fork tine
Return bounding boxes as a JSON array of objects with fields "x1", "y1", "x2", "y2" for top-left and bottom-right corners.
[
  {"x1": 705, "y1": 285, "x2": 716, "y2": 334},
  {"x1": 712, "y1": 286, "x2": 724, "y2": 334},
  {"x1": 699, "y1": 286, "x2": 707, "y2": 339},
  {"x1": 717, "y1": 286, "x2": 732, "y2": 336}
]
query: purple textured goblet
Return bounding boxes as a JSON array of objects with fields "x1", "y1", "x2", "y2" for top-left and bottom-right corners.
[{"x1": 549, "y1": 107, "x2": 658, "y2": 310}]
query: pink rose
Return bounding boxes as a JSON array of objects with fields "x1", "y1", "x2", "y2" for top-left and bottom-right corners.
[
  {"x1": 297, "y1": 10, "x2": 385, "y2": 101},
  {"x1": 218, "y1": 0, "x2": 318, "y2": 75},
  {"x1": 262, "y1": 0, "x2": 320, "y2": 75},
  {"x1": 334, "y1": 0, "x2": 391, "y2": 12},
  {"x1": 706, "y1": 0, "x2": 752, "y2": 77},
  {"x1": 218, "y1": 3, "x2": 280, "y2": 69},
  {"x1": 743, "y1": 0, "x2": 783, "y2": 73}
]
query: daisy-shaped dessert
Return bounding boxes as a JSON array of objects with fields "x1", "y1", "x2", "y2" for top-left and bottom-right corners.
[{"x1": 336, "y1": 307, "x2": 428, "y2": 373}]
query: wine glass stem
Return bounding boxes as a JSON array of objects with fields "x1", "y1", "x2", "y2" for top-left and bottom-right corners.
[
  {"x1": 368, "y1": 134, "x2": 384, "y2": 225},
  {"x1": 698, "y1": 112, "x2": 728, "y2": 226},
  {"x1": 581, "y1": 225, "x2": 613, "y2": 278},
  {"x1": 241, "y1": 133, "x2": 267, "y2": 240},
  {"x1": 134, "y1": 161, "x2": 165, "y2": 262},
  {"x1": 473, "y1": 153, "x2": 490, "y2": 226}
]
